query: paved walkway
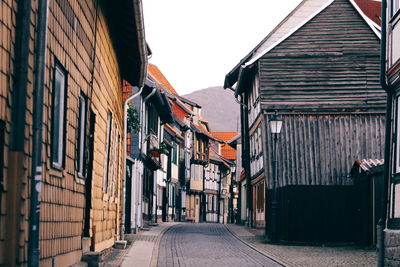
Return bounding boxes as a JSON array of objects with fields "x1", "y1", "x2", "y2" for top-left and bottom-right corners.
[
  {"x1": 157, "y1": 223, "x2": 281, "y2": 267},
  {"x1": 225, "y1": 224, "x2": 378, "y2": 267},
  {"x1": 120, "y1": 222, "x2": 180, "y2": 267}
]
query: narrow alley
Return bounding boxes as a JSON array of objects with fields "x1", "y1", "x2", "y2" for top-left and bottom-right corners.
[
  {"x1": 1, "y1": 0, "x2": 400, "y2": 266},
  {"x1": 157, "y1": 224, "x2": 281, "y2": 267}
]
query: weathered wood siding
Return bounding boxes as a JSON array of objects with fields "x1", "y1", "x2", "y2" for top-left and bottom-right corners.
[
  {"x1": 259, "y1": 0, "x2": 386, "y2": 112},
  {"x1": 263, "y1": 114, "x2": 385, "y2": 188},
  {"x1": 1, "y1": 0, "x2": 127, "y2": 265},
  {"x1": 0, "y1": 0, "x2": 35, "y2": 265}
]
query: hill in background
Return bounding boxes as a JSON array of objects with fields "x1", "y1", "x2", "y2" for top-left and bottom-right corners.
[{"x1": 183, "y1": 86, "x2": 240, "y2": 132}]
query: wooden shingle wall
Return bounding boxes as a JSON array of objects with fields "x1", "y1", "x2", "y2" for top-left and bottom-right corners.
[
  {"x1": 0, "y1": 1, "x2": 16, "y2": 263},
  {"x1": 263, "y1": 114, "x2": 385, "y2": 188},
  {"x1": 41, "y1": 0, "x2": 124, "y2": 263},
  {"x1": 0, "y1": 0, "x2": 36, "y2": 265},
  {"x1": 0, "y1": 0, "x2": 125, "y2": 265},
  {"x1": 259, "y1": 0, "x2": 386, "y2": 113}
]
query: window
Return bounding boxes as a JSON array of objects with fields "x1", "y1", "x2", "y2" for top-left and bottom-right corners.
[
  {"x1": 258, "y1": 126, "x2": 263, "y2": 155},
  {"x1": 108, "y1": 122, "x2": 118, "y2": 195},
  {"x1": 169, "y1": 184, "x2": 175, "y2": 207},
  {"x1": 0, "y1": 120, "x2": 5, "y2": 195},
  {"x1": 52, "y1": 64, "x2": 67, "y2": 168},
  {"x1": 257, "y1": 182, "x2": 264, "y2": 211},
  {"x1": 396, "y1": 96, "x2": 400, "y2": 174},
  {"x1": 389, "y1": 95, "x2": 400, "y2": 228},
  {"x1": 393, "y1": 0, "x2": 400, "y2": 16},
  {"x1": 77, "y1": 94, "x2": 87, "y2": 177},
  {"x1": 103, "y1": 111, "x2": 112, "y2": 192},
  {"x1": 147, "y1": 106, "x2": 158, "y2": 136},
  {"x1": 172, "y1": 142, "x2": 178, "y2": 165}
]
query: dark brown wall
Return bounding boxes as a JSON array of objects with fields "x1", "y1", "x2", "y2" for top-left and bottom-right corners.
[
  {"x1": 259, "y1": 0, "x2": 386, "y2": 113},
  {"x1": 263, "y1": 113, "x2": 385, "y2": 188}
]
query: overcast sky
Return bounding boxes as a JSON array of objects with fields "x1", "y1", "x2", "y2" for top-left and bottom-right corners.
[{"x1": 142, "y1": 0, "x2": 303, "y2": 95}]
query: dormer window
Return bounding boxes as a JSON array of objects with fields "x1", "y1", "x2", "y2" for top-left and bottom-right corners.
[{"x1": 393, "y1": 0, "x2": 400, "y2": 17}]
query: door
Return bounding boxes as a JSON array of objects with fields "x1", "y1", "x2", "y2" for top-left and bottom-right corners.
[
  {"x1": 195, "y1": 195, "x2": 200, "y2": 223},
  {"x1": 162, "y1": 187, "x2": 167, "y2": 222}
]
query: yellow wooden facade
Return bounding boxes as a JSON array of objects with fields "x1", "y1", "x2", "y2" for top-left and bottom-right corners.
[{"x1": 0, "y1": 0, "x2": 145, "y2": 266}]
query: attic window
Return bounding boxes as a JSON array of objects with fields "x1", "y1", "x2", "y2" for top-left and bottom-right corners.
[{"x1": 393, "y1": 0, "x2": 400, "y2": 17}]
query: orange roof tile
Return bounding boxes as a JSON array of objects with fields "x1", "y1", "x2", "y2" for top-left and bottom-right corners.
[
  {"x1": 199, "y1": 116, "x2": 209, "y2": 123},
  {"x1": 210, "y1": 132, "x2": 238, "y2": 160},
  {"x1": 210, "y1": 132, "x2": 238, "y2": 142},
  {"x1": 148, "y1": 64, "x2": 179, "y2": 95},
  {"x1": 171, "y1": 101, "x2": 190, "y2": 121},
  {"x1": 354, "y1": 0, "x2": 381, "y2": 26},
  {"x1": 220, "y1": 143, "x2": 236, "y2": 160}
]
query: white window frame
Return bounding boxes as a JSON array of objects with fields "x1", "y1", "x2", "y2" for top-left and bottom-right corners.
[
  {"x1": 109, "y1": 122, "x2": 118, "y2": 196},
  {"x1": 389, "y1": 95, "x2": 400, "y2": 229},
  {"x1": 77, "y1": 94, "x2": 86, "y2": 177},
  {"x1": 393, "y1": 0, "x2": 400, "y2": 17},
  {"x1": 52, "y1": 64, "x2": 67, "y2": 169},
  {"x1": 396, "y1": 95, "x2": 400, "y2": 174},
  {"x1": 103, "y1": 111, "x2": 112, "y2": 192}
]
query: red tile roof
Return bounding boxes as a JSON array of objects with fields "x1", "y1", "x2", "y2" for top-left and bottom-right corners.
[
  {"x1": 220, "y1": 144, "x2": 236, "y2": 160},
  {"x1": 171, "y1": 101, "x2": 190, "y2": 121},
  {"x1": 148, "y1": 64, "x2": 179, "y2": 95},
  {"x1": 211, "y1": 132, "x2": 238, "y2": 142},
  {"x1": 211, "y1": 132, "x2": 238, "y2": 160},
  {"x1": 354, "y1": 0, "x2": 381, "y2": 26}
]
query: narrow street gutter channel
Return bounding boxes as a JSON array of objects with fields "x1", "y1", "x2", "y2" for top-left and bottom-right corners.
[
  {"x1": 224, "y1": 225, "x2": 291, "y2": 267},
  {"x1": 150, "y1": 223, "x2": 181, "y2": 267}
]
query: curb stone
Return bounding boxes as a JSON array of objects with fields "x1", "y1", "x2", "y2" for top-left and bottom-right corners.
[
  {"x1": 224, "y1": 225, "x2": 294, "y2": 267},
  {"x1": 150, "y1": 223, "x2": 181, "y2": 267}
]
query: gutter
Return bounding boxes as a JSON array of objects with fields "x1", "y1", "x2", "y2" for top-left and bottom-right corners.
[
  {"x1": 133, "y1": 0, "x2": 147, "y2": 87},
  {"x1": 236, "y1": 93, "x2": 252, "y2": 228},
  {"x1": 378, "y1": 1, "x2": 391, "y2": 266},
  {"x1": 121, "y1": 85, "x2": 145, "y2": 240},
  {"x1": 28, "y1": 0, "x2": 49, "y2": 265},
  {"x1": 121, "y1": 0, "x2": 148, "y2": 239}
]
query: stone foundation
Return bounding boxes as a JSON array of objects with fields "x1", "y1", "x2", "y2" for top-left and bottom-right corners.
[{"x1": 385, "y1": 229, "x2": 400, "y2": 266}]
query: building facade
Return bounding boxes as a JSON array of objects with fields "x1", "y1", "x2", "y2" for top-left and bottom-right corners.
[
  {"x1": 383, "y1": 0, "x2": 400, "y2": 265},
  {"x1": 225, "y1": 0, "x2": 386, "y2": 241},
  {"x1": 0, "y1": 0, "x2": 147, "y2": 265}
]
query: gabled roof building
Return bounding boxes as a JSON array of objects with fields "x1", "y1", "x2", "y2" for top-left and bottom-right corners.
[{"x1": 224, "y1": 0, "x2": 386, "y2": 241}]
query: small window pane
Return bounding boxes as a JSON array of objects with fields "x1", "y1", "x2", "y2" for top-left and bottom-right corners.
[
  {"x1": 103, "y1": 112, "x2": 112, "y2": 192},
  {"x1": 393, "y1": 0, "x2": 400, "y2": 16},
  {"x1": 396, "y1": 96, "x2": 400, "y2": 173},
  {"x1": 78, "y1": 94, "x2": 86, "y2": 177},
  {"x1": 393, "y1": 183, "x2": 400, "y2": 218},
  {"x1": 52, "y1": 65, "x2": 66, "y2": 167}
]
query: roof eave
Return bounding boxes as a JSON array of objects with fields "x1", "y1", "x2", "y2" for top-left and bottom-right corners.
[{"x1": 103, "y1": 0, "x2": 148, "y2": 87}]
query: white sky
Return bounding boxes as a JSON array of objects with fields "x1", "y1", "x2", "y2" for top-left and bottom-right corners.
[{"x1": 142, "y1": 0, "x2": 303, "y2": 95}]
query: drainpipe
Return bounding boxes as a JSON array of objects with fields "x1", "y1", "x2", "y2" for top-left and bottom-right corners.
[
  {"x1": 378, "y1": 1, "x2": 392, "y2": 266},
  {"x1": 121, "y1": 0, "x2": 148, "y2": 238},
  {"x1": 141, "y1": 87, "x2": 156, "y2": 225},
  {"x1": 218, "y1": 167, "x2": 231, "y2": 224},
  {"x1": 235, "y1": 93, "x2": 252, "y2": 228},
  {"x1": 28, "y1": 0, "x2": 49, "y2": 266},
  {"x1": 121, "y1": 85, "x2": 145, "y2": 240},
  {"x1": 6, "y1": 0, "x2": 32, "y2": 265},
  {"x1": 217, "y1": 171, "x2": 221, "y2": 223}
]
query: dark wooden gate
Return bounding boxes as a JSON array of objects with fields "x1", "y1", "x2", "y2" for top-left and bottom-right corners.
[{"x1": 268, "y1": 185, "x2": 356, "y2": 243}]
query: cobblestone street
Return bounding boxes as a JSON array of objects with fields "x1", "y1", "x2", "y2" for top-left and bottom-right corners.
[
  {"x1": 157, "y1": 224, "x2": 281, "y2": 267},
  {"x1": 226, "y1": 224, "x2": 378, "y2": 267}
]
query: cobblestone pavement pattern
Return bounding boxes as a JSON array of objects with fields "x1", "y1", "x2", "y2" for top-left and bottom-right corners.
[
  {"x1": 226, "y1": 224, "x2": 378, "y2": 267},
  {"x1": 157, "y1": 224, "x2": 282, "y2": 267}
]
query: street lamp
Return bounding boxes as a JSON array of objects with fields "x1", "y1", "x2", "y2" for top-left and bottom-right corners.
[{"x1": 268, "y1": 113, "x2": 283, "y2": 243}]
